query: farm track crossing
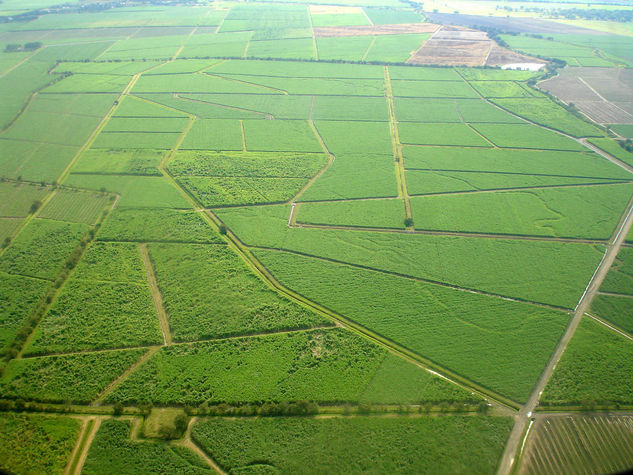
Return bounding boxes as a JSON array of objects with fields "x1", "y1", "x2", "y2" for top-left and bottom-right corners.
[
  {"x1": 497, "y1": 194, "x2": 633, "y2": 475},
  {"x1": 182, "y1": 417, "x2": 227, "y2": 474}
]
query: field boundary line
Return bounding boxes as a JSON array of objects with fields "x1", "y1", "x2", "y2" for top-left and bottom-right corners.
[
  {"x1": 361, "y1": 7, "x2": 374, "y2": 26},
  {"x1": 308, "y1": 7, "x2": 318, "y2": 61},
  {"x1": 63, "y1": 417, "x2": 91, "y2": 475},
  {"x1": 69, "y1": 417, "x2": 101, "y2": 475},
  {"x1": 93, "y1": 39, "x2": 119, "y2": 61},
  {"x1": 249, "y1": 245, "x2": 571, "y2": 313},
  {"x1": 405, "y1": 167, "x2": 631, "y2": 181},
  {"x1": 240, "y1": 119, "x2": 247, "y2": 151},
  {"x1": 139, "y1": 243, "x2": 171, "y2": 345},
  {"x1": 92, "y1": 347, "x2": 160, "y2": 405},
  {"x1": 384, "y1": 65, "x2": 413, "y2": 228},
  {"x1": 597, "y1": 291, "x2": 633, "y2": 299},
  {"x1": 586, "y1": 312, "x2": 633, "y2": 342},
  {"x1": 496, "y1": 195, "x2": 633, "y2": 475},
  {"x1": 205, "y1": 71, "x2": 288, "y2": 95},
  {"x1": 0, "y1": 48, "x2": 40, "y2": 78},
  {"x1": 174, "y1": 93, "x2": 271, "y2": 118},
  {"x1": 361, "y1": 36, "x2": 377, "y2": 62},
  {"x1": 183, "y1": 417, "x2": 227, "y2": 474},
  {"x1": 286, "y1": 120, "x2": 335, "y2": 205},
  {"x1": 581, "y1": 138, "x2": 633, "y2": 175},
  {"x1": 466, "y1": 122, "x2": 497, "y2": 147}
]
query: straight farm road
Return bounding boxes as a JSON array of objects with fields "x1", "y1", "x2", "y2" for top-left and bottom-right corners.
[
  {"x1": 497, "y1": 196, "x2": 633, "y2": 475},
  {"x1": 139, "y1": 243, "x2": 172, "y2": 345}
]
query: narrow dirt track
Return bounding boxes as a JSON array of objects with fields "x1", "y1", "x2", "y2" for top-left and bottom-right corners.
[
  {"x1": 139, "y1": 243, "x2": 172, "y2": 345},
  {"x1": 496, "y1": 199, "x2": 633, "y2": 475}
]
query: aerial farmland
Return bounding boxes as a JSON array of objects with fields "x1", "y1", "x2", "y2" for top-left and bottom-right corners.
[{"x1": 1, "y1": 0, "x2": 633, "y2": 473}]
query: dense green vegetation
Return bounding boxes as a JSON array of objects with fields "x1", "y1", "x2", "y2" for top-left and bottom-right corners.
[
  {"x1": 0, "y1": 413, "x2": 81, "y2": 475},
  {"x1": 148, "y1": 243, "x2": 329, "y2": 341},
  {"x1": 590, "y1": 295, "x2": 633, "y2": 334},
  {"x1": 191, "y1": 416, "x2": 513, "y2": 474},
  {"x1": 541, "y1": 318, "x2": 633, "y2": 407}
]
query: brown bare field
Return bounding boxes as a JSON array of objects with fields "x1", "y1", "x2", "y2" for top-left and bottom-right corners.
[
  {"x1": 518, "y1": 415, "x2": 633, "y2": 475},
  {"x1": 314, "y1": 23, "x2": 438, "y2": 38},
  {"x1": 407, "y1": 25, "x2": 543, "y2": 67},
  {"x1": 539, "y1": 67, "x2": 633, "y2": 124}
]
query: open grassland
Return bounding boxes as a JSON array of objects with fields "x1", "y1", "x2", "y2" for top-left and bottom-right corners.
[
  {"x1": 72, "y1": 149, "x2": 164, "y2": 176},
  {"x1": 0, "y1": 348, "x2": 147, "y2": 403},
  {"x1": 0, "y1": 272, "x2": 49, "y2": 352},
  {"x1": 0, "y1": 219, "x2": 89, "y2": 280},
  {"x1": 0, "y1": 413, "x2": 81, "y2": 475},
  {"x1": 98, "y1": 208, "x2": 222, "y2": 243},
  {"x1": 0, "y1": 182, "x2": 49, "y2": 217},
  {"x1": 519, "y1": 415, "x2": 633, "y2": 475},
  {"x1": 540, "y1": 317, "x2": 633, "y2": 408},
  {"x1": 38, "y1": 189, "x2": 111, "y2": 225},
  {"x1": 84, "y1": 419, "x2": 211, "y2": 475},
  {"x1": 410, "y1": 184, "x2": 633, "y2": 240},
  {"x1": 217, "y1": 204, "x2": 605, "y2": 308},
  {"x1": 148, "y1": 243, "x2": 329, "y2": 341},
  {"x1": 255, "y1": 249, "x2": 569, "y2": 403},
  {"x1": 192, "y1": 416, "x2": 513, "y2": 475},
  {"x1": 107, "y1": 328, "x2": 474, "y2": 405}
]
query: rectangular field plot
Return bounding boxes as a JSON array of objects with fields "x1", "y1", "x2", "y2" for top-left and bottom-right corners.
[
  {"x1": 132, "y1": 73, "x2": 279, "y2": 95},
  {"x1": 519, "y1": 415, "x2": 633, "y2": 475},
  {"x1": 389, "y1": 66, "x2": 462, "y2": 81},
  {"x1": 296, "y1": 199, "x2": 405, "y2": 229},
  {"x1": 0, "y1": 218, "x2": 88, "y2": 280},
  {"x1": 399, "y1": 123, "x2": 491, "y2": 147},
  {"x1": 591, "y1": 295, "x2": 633, "y2": 334},
  {"x1": 102, "y1": 117, "x2": 189, "y2": 133},
  {"x1": 180, "y1": 119, "x2": 242, "y2": 151},
  {"x1": 471, "y1": 123, "x2": 587, "y2": 151},
  {"x1": 391, "y1": 80, "x2": 478, "y2": 98},
  {"x1": 210, "y1": 59, "x2": 384, "y2": 79},
  {"x1": 38, "y1": 189, "x2": 111, "y2": 225},
  {"x1": 72, "y1": 148, "x2": 164, "y2": 176},
  {"x1": 25, "y1": 276, "x2": 162, "y2": 355},
  {"x1": 0, "y1": 218, "x2": 22, "y2": 243},
  {"x1": 169, "y1": 150, "x2": 328, "y2": 178},
  {"x1": 177, "y1": 93, "x2": 311, "y2": 119},
  {"x1": 0, "y1": 140, "x2": 78, "y2": 183},
  {"x1": 0, "y1": 182, "x2": 48, "y2": 217},
  {"x1": 254, "y1": 249, "x2": 570, "y2": 402},
  {"x1": 394, "y1": 98, "x2": 460, "y2": 122},
  {"x1": 540, "y1": 317, "x2": 633, "y2": 407},
  {"x1": 0, "y1": 273, "x2": 49, "y2": 351},
  {"x1": 312, "y1": 96, "x2": 389, "y2": 121},
  {"x1": 469, "y1": 81, "x2": 534, "y2": 98},
  {"x1": 410, "y1": 183, "x2": 633, "y2": 240},
  {"x1": 492, "y1": 97, "x2": 604, "y2": 138},
  {"x1": 246, "y1": 38, "x2": 316, "y2": 60},
  {"x1": 0, "y1": 413, "x2": 81, "y2": 475},
  {"x1": 298, "y1": 153, "x2": 397, "y2": 201},
  {"x1": 92, "y1": 131, "x2": 181, "y2": 150},
  {"x1": 217, "y1": 205, "x2": 605, "y2": 308},
  {"x1": 364, "y1": 34, "x2": 429, "y2": 63},
  {"x1": 315, "y1": 36, "x2": 373, "y2": 62},
  {"x1": 179, "y1": 176, "x2": 307, "y2": 207},
  {"x1": 72, "y1": 242, "x2": 146, "y2": 283},
  {"x1": 191, "y1": 416, "x2": 511, "y2": 475},
  {"x1": 107, "y1": 327, "x2": 473, "y2": 405},
  {"x1": 147, "y1": 243, "x2": 329, "y2": 341},
  {"x1": 243, "y1": 120, "x2": 322, "y2": 152},
  {"x1": 457, "y1": 99, "x2": 525, "y2": 123},
  {"x1": 402, "y1": 147, "x2": 632, "y2": 180},
  {"x1": 65, "y1": 175, "x2": 189, "y2": 209},
  {"x1": 0, "y1": 348, "x2": 147, "y2": 403},
  {"x1": 314, "y1": 120, "x2": 392, "y2": 155},
  {"x1": 98, "y1": 208, "x2": 222, "y2": 243},
  {"x1": 82, "y1": 419, "x2": 212, "y2": 475},
  {"x1": 42, "y1": 74, "x2": 130, "y2": 93},
  {"x1": 406, "y1": 170, "x2": 628, "y2": 195}
]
